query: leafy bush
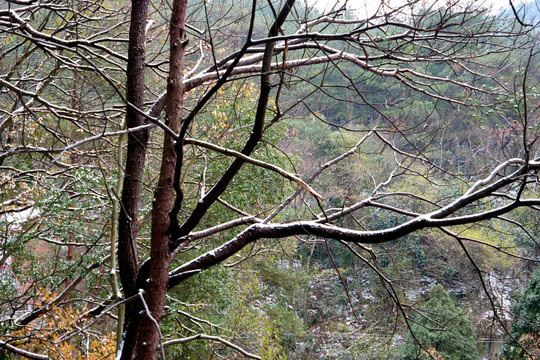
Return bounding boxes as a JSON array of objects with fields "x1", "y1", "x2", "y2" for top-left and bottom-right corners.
[{"x1": 399, "y1": 284, "x2": 479, "y2": 360}]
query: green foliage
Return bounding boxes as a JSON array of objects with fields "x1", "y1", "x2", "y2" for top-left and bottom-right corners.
[
  {"x1": 164, "y1": 266, "x2": 289, "y2": 360},
  {"x1": 0, "y1": 317, "x2": 14, "y2": 359},
  {"x1": 0, "y1": 349, "x2": 11, "y2": 360},
  {"x1": 399, "y1": 284, "x2": 479, "y2": 360},
  {"x1": 171, "y1": 264, "x2": 237, "y2": 308},
  {"x1": 265, "y1": 302, "x2": 305, "y2": 349},
  {"x1": 503, "y1": 268, "x2": 540, "y2": 359},
  {"x1": 181, "y1": 82, "x2": 295, "y2": 228},
  {"x1": 1, "y1": 1, "x2": 537, "y2": 359}
]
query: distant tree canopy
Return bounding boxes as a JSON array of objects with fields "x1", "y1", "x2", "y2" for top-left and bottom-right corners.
[{"x1": 0, "y1": 0, "x2": 539, "y2": 359}]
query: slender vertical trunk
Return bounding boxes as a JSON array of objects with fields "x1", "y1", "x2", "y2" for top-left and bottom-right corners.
[
  {"x1": 111, "y1": 124, "x2": 125, "y2": 351},
  {"x1": 131, "y1": 0, "x2": 188, "y2": 358},
  {"x1": 118, "y1": 0, "x2": 150, "y2": 359}
]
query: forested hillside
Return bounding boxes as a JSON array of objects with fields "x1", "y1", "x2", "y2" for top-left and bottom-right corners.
[{"x1": 1, "y1": 0, "x2": 539, "y2": 359}]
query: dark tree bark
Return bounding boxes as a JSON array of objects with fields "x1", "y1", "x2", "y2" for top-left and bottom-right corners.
[
  {"x1": 126, "y1": 0, "x2": 189, "y2": 359},
  {"x1": 118, "y1": 0, "x2": 150, "y2": 359},
  {"x1": 117, "y1": 2, "x2": 297, "y2": 358}
]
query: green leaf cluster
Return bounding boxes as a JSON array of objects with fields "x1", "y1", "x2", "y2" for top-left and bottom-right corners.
[
  {"x1": 399, "y1": 284, "x2": 479, "y2": 360},
  {"x1": 503, "y1": 268, "x2": 540, "y2": 359}
]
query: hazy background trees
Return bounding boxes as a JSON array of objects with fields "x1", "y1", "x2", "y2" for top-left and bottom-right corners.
[{"x1": 1, "y1": 0, "x2": 539, "y2": 359}]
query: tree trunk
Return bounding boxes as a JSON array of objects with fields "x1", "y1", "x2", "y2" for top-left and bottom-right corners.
[
  {"x1": 119, "y1": 0, "x2": 187, "y2": 359},
  {"x1": 118, "y1": 0, "x2": 150, "y2": 359},
  {"x1": 130, "y1": 0, "x2": 188, "y2": 359}
]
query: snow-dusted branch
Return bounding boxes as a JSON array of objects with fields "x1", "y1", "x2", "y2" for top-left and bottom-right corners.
[
  {"x1": 184, "y1": 138, "x2": 322, "y2": 200},
  {"x1": 162, "y1": 334, "x2": 262, "y2": 359},
  {"x1": 169, "y1": 159, "x2": 540, "y2": 286},
  {"x1": 0, "y1": 341, "x2": 49, "y2": 360}
]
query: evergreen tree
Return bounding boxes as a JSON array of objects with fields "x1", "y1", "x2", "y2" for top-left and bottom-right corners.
[
  {"x1": 400, "y1": 284, "x2": 479, "y2": 360},
  {"x1": 503, "y1": 269, "x2": 540, "y2": 359}
]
